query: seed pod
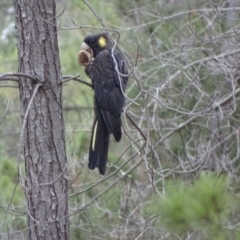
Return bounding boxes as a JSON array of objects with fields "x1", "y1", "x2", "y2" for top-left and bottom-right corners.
[{"x1": 78, "y1": 50, "x2": 92, "y2": 66}]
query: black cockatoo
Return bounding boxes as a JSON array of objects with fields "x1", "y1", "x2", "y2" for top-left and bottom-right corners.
[{"x1": 78, "y1": 33, "x2": 128, "y2": 175}]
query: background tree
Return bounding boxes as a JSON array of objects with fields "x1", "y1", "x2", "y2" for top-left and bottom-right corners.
[{"x1": 1, "y1": 0, "x2": 240, "y2": 239}]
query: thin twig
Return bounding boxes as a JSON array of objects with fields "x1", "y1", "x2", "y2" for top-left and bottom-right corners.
[
  {"x1": 0, "y1": 99, "x2": 9, "y2": 125},
  {"x1": 62, "y1": 75, "x2": 92, "y2": 88},
  {"x1": 126, "y1": 112, "x2": 146, "y2": 141},
  {"x1": 0, "y1": 85, "x2": 18, "y2": 88},
  {"x1": 0, "y1": 72, "x2": 40, "y2": 82},
  {"x1": 82, "y1": 0, "x2": 107, "y2": 30}
]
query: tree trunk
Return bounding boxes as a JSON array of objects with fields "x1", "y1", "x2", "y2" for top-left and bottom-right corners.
[{"x1": 13, "y1": 0, "x2": 69, "y2": 239}]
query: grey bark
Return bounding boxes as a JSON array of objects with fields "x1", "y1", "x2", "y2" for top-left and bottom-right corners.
[{"x1": 13, "y1": 0, "x2": 69, "y2": 239}]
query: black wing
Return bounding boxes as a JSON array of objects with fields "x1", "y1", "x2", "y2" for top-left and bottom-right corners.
[{"x1": 87, "y1": 48, "x2": 128, "y2": 141}]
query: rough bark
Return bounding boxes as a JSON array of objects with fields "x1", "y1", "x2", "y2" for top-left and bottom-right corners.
[{"x1": 13, "y1": 0, "x2": 69, "y2": 239}]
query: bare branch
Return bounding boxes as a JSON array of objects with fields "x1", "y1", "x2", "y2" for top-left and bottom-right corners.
[
  {"x1": 62, "y1": 75, "x2": 92, "y2": 88},
  {"x1": 0, "y1": 72, "x2": 40, "y2": 82}
]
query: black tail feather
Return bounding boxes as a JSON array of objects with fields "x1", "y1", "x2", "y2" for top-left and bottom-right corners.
[{"x1": 88, "y1": 114, "x2": 110, "y2": 175}]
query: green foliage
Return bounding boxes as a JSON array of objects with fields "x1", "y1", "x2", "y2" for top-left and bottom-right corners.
[
  {"x1": 145, "y1": 174, "x2": 238, "y2": 239},
  {"x1": 0, "y1": 157, "x2": 26, "y2": 233},
  {"x1": 0, "y1": 158, "x2": 24, "y2": 205}
]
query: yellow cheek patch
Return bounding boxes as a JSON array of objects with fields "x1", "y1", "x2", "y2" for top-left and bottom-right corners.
[{"x1": 98, "y1": 36, "x2": 106, "y2": 47}]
